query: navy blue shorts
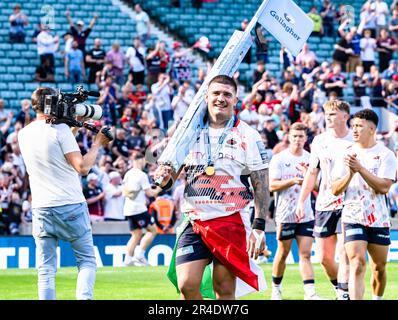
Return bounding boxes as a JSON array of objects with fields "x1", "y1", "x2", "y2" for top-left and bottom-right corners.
[
  {"x1": 313, "y1": 209, "x2": 342, "y2": 238},
  {"x1": 126, "y1": 211, "x2": 154, "y2": 231},
  {"x1": 175, "y1": 223, "x2": 213, "y2": 266},
  {"x1": 277, "y1": 220, "x2": 315, "y2": 240},
  {"x1": 344, "y1": 223, "x2": 391, "y2": 246}
]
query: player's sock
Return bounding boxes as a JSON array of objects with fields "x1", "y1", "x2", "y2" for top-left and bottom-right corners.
[
  {"x1": 337, "y1": 282, "x2": 350, "y2": 300},
  {"x1": 135, "y1": 246, "x2": 146, "y2": 259},
  {"x1": 272, "y1": 275, "x2": 283, "y2": 287},
  {"x1": 372, "y1": 295, "x2": 383, "y2": 300},
  {"x1": 124, "y1": 254, "x2": 133, "y2": 264},
  {"x1": 303, "y1": 279, "x2": 316, "y2": 297}
]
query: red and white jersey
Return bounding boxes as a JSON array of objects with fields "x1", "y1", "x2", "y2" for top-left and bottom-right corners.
[
  {"x1": 181, "y1": 118, "x2": 269, "y2": 221},
  {"x1": 309, "y1": 130, "x2": 353, "y2": 211},
  {"x1": 333, "y1": 142, "x2": 397, "y2": 227},
  {"x1": 269, "y1": 149, "x2": 314, "y2": 224}
]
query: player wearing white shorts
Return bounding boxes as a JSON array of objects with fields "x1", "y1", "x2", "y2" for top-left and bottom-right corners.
[
  {"x1": 332, "y1": 109, "x2": 396, "y2": 300},
  {"x1": 296, "y1": 100, "x2": 352, "y2": 300},
  {"x1": 269, "y1": 123, "x2": 321, "y2": 300}
]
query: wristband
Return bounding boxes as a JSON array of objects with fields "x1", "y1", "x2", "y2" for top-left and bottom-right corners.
[
  {"x1": 252, "y1": 218, "x2": 265, "y2": 231},
  {"x1": 160, "y1": 178, "x2": 173, "y2": 191}
]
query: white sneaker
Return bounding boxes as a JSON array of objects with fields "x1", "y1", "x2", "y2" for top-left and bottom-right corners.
[
  {"x1": 271, "y1": 287, "x2": 282, "y2": 300},
  {"x1": 124, "y1": 260, "x2": 136, "y2": 267},
  {"x1": 304, "y1": 293, "x2": 324, "y2": 300},
  {"x1": 132, "y1": 256, "x2": 149, "y2": 267}
]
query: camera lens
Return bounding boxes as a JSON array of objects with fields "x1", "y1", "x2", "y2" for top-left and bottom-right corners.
[{"x1": 74, "y1": 103, "x2": 103, "y2": 120}]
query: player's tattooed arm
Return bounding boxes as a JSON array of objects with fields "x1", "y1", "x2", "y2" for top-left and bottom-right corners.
[{"x1": 250, "y1": 168, "x2": 270, "y2": 220}]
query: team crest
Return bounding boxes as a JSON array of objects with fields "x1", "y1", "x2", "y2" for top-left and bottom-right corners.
[{"x1": 226, "y1": 138, "x2": 237, "y2": 149}]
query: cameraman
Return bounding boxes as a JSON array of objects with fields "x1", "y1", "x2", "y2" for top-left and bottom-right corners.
[{"x1": 17, "y1": 87, "x2": 112, "y2": 300}]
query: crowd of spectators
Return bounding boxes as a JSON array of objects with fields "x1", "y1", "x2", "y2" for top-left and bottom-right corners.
[{"x1": 1, "y1": 1, "x2": 398, "y2": 236}]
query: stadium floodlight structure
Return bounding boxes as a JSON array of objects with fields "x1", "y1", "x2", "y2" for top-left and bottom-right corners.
[{"x1": 155, "y1": 0, "x2": 313, "y2": 184}]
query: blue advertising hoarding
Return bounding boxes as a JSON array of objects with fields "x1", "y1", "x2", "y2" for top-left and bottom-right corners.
[{"x1": 1, "y1": 231, "x2": 398, "y2": 269}]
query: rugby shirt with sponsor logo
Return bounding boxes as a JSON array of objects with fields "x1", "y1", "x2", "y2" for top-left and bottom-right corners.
[
  {"x1": 333, "y1": 142, "x2": 397, "y2": 227},
  {"x1": 308, "y1": 130, "x2": 353, "y2": 211},
  {"x1": 269, "y1": 149, "x2": 314, "y2": 224},
  {"x1": 181, "y1": 118, "x2": 269, "y2": 221}
]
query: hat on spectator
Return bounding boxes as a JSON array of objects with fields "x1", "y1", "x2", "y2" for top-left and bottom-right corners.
[
  {"x1": 108, "y1": 171, "x2": 120, "y2": 180},
  {"x1": 77, "y1": 20, "x2": 85, "y2": 26},
  {"x1": 173, "y1": 41, "x2": 182, "y2": 49},
  {"x1": 86, "y1": 173, "x2": 98, "y2": 182}
]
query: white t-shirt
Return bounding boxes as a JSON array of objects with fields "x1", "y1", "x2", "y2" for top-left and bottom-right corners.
[
  {"x1": 123, "y1": 168, "x2": 151, "y2": 216},
  {"x1": 104, "y1": 183, "x2": 125, "y2": 220},
  {"x1": 36, "y1": 31, "x2": 57, "y2": 55},
  {"x1": 333, "y1": 142, "x2": 397, "y2": 227},
  {"x1": 257, "y1": 114, "x2": 269, "y2": 131},
  {"x1": 172, "y1": 88, "x2": 195, "y2": 121},
  {"x1": 134, "y1": 11, "x2": 149, "y2": 36},
  {"x1": 65, "y1": 38, "x2": 73, "y2": 54},
  {"x1": 360, "y1": 37, "x2": 377, "y2": 62},
  {"x1": 308, "y1": 130, "x2": 353, "y2": 211},
  {"x1": 371, "y1": 1, "x2": 388, "y2": 26},
  {"x1": 239, "y1": 109, "x2": 259, "y2": 130},
  {"x1": 181, "y1": 119, "x2": 269, "y2": 221},
  {"x1": 269, "y1": 149, "x2": 314, "y2": 224},
  {"x1": 151, "y1": 82, "x2": 172, "y2": 111},
  {"x1": 18, "y1": 120, "x2": 85, "y2": 208},
  {"x1": 125, "y1": 46, "x2": 146, "y2": 72}
]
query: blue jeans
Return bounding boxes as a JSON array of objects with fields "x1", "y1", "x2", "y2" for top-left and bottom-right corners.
[
  {"x1": 32, "y1": 202, "x2": 96, "y2": 300},
  {"x1": 161, "y1": 109, "x2": 174, "y2": 130},
  {"x1": 69, "y1": 69, "x2": 82, "y2": 84}
]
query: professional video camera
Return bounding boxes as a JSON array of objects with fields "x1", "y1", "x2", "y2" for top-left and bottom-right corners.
[{"x1": 43, "y1": 85, "x2": 113, "y2": 140}]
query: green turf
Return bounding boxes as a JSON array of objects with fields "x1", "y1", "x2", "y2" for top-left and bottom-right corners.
[{"x1": 0, "y1": 263, "x2": 397, "y2": 300}]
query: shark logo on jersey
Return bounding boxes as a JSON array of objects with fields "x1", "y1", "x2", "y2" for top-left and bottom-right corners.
[{"x1": 225, "y1": 138, "x2": 238, "y2": 149}]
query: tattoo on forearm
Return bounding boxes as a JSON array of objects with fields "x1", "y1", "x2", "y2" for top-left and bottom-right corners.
[{"x1": 250, "y1": 168, "x2": 270, "y2": 220}]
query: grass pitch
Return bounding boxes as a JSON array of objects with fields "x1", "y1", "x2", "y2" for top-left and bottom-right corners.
[{"x1": 0, "y1": 263, "x2": 397, "y2": 300}]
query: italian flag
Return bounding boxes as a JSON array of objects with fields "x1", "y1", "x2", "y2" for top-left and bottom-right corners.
[{"x1": 167, "y1": 212, "x2": 267, "y2": 299}]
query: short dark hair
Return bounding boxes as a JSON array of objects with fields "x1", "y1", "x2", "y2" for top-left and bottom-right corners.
[
  {"x1": 353, "y1": 109, "x2": 379, "y2": 127},
  {"x1": 134, "y1": 153, "x2": 145, "y2": 161},
  {"x1": 208, "y1": 75, "x2": 237, "y2": 94},
  {"x1": 31, "y1": 87, "x2": 57, "y2": 113}
]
